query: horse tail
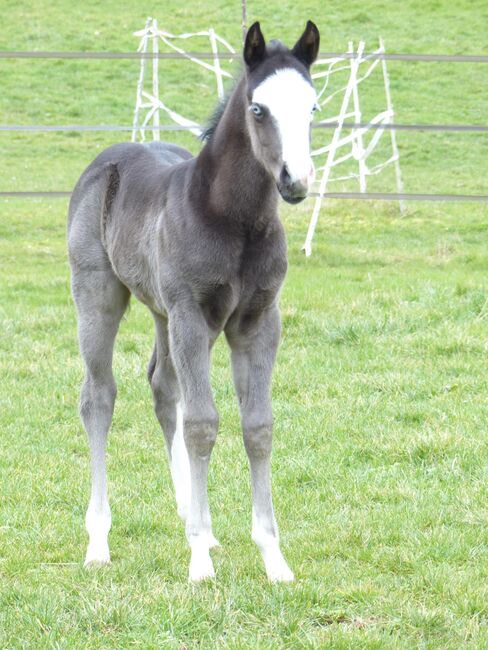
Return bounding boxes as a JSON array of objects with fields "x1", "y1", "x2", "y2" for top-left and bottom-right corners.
[{"x1": 101, "y1": 162, "x2": 120, "y2": 249}]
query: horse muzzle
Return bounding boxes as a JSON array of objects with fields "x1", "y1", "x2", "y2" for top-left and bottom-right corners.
[
  {"x1": 278, "y1": 185, "x2": 307, "y2": 204},
  {"x1": 277, "y1": 163, "x2": 313, "y2": 204}
]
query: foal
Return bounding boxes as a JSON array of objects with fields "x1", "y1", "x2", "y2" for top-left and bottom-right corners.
[{"x1": 68, "y1": 21, "x2": 320, "y2": 582}]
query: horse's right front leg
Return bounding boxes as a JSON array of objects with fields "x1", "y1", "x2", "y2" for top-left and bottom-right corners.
[{"x1": 168, "y1": 301, "x2": 219, "y2": 582}]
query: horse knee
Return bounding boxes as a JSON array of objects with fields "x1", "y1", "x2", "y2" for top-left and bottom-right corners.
[
  {"x1": 243, "y1": 424, "x2": 273, "y2": 460},
  {"x1": 183, "y1": 413, "x2": 219, "y2": 457},
  {"x1": 80, "y1": 374, "x2": 116, "y2": 425}
]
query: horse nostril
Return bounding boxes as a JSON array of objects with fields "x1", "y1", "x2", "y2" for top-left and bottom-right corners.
[{"x1": 280, "y1": 164, "x2": 292, "y2": 186}]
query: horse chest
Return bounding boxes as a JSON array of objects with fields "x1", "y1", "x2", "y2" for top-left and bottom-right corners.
[{"x1": 199, "y1": 244, "x2": 286, "y2": 331}]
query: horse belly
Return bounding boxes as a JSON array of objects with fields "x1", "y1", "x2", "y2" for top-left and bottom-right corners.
[{"x1": 105, "y1": 220, "x2": 165, "y2": 313}]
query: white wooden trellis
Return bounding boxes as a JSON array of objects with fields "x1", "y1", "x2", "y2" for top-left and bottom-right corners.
[
  {"x1": 132, "y1": 18, "x2": 235, "y2": 141},
  {"x1": 303, "y1": 39, "x2": 406, "y2": 255},
  {"x1": 131, "y1": 20, "x2": 405, "y2": 254}
]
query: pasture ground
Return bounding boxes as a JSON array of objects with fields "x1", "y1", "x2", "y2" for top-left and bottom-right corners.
[{"x1": 1, "y1": 1, "x2": 487, "y2": 648}]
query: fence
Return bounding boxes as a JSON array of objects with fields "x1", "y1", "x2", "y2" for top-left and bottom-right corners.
[{"x1": 1, "y1": 48, "x2": 488, "y2": 202}]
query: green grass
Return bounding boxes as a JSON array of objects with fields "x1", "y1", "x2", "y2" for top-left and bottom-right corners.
[{"x1": 1, "y1": 1, "x2": 488, "y2": 648}]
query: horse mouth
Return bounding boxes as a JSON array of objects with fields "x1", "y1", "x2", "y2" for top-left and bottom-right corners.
[{"x1": 277, "y1": 185, "x2": 308, "y2": 204}]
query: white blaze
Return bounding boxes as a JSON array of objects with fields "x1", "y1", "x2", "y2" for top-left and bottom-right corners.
[{"x1": 252, "y1": 68, "x2": 317, "y2": 182}]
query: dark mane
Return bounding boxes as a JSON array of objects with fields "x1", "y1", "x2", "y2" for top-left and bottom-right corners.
[
  {"x1": 200, "y1": 40, "x2": 297, "y2": 143},
  {"x1": 200, "y1": 93, "x2": 232, "y2": 142}
]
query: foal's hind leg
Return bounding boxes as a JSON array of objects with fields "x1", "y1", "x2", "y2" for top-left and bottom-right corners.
[
  {"x1": 149, "y1": 313, "x2": 220, "y2": 546},
  {"x1": 149, "y1": 314, "x2": 190, "y2": 522},
  {"x1": 72, "y1": 268, "x2": 130, "y2": 566}
]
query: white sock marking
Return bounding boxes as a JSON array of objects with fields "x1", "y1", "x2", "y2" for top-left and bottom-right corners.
[
  {"x1": 171, "y1": 403, "x2": 191, "y2": 521},
  {"x1": 84, "y1": 507, "x2": 111, "y2": 566},
  {"x1": 188, "y1": 535, "x2": 216, "y2": 582},
  {"x1": 252, "y1": 508, "x2": 294, "y2": 583}
]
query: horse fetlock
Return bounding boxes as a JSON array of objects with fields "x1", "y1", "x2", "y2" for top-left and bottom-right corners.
[
  {"x1": 84, "y1": 507, "x2": 111, "y2": 567},
  {"x1": 252, "y1": 526, "x2": 294, "y2": 583},
  {"x1": 85, "y1": 505, "x2": 111, "y2": 536},
  {"x1": 252, "y1": 519, "x2": 278, "y2": 550},
  {"x1": 188, "y1": 547, "x2": 215, "y2": 582},
  {"x1": 187, "y1": 531, "x2": 218, "y2": 581}
]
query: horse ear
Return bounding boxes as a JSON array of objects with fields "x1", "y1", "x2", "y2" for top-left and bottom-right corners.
[
  {"x1": 244, "y1": 22, "x2": 266, "y2": 69},
  {"x1": 292, "y1": 20, "x2": 320, "y2": 67}
]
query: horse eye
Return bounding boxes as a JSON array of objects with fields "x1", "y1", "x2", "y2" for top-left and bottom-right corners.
[
  {"x1": 250, "y1": 103, "x2": 263, "y2": 117},
  {"x1": 312, "y1": 103, "x2": 320, "y2": 113}
]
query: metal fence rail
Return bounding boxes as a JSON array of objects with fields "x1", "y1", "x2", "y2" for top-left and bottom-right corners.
[
  {"x1": 1, "y1": 122, "x2": 488, "y2": 133},
  {"x1": 1, "y1": 48, "x2": 487, "y2": 202},
  {"x1": 2, "y1": 191, "x2": 488, "y2": 202},
  {"x1": 1, "y1": 50, "x2": 488, "y2": 62}
]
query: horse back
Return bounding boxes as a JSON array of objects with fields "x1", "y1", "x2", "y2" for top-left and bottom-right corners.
[{"x1": 67, "y1": 141, "x2": 193, "y2": 268}]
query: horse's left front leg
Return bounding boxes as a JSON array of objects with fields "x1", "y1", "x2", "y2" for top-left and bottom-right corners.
[{"x1": 226, "y1": 306, "x2": 294, "y2": 583}]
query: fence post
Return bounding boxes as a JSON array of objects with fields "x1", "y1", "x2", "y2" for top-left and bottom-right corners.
[
  {"x1": 303, "y1": 42, "x2": 365, "y2": 256},
  {"x1": 380, "y1": 37, "x2": 406, "y2": 216},
  {"x1": 152, "y1": 19, "x2": 160, "y2": 141},
  {"x1": 241, "y1": 0, "x2": 247, "y2": 45},
  {"x1": 132, "y1": 17, "x2": 152, "y2": 142},
  {"x1": 209, "y1": 28, "x2": 224, "y2": 101},
  {"x1": 349, "y1": 41, "x2": 367, "y2": 192}
]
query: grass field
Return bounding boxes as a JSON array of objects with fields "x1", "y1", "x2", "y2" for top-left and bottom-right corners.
[{"x1": 1, "y1": 1, "x2": 488, "y2": 648}]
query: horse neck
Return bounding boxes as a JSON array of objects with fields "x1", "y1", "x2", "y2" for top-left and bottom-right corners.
[{"x1": 194, "y1": 78, "x2": 278, "y2": 223}]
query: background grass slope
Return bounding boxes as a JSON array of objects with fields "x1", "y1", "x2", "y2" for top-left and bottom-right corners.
[{"x1": 0, "y1": 1, "x2": 487, "y2": 648}]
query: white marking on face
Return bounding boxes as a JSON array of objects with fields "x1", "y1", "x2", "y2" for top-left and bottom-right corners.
[{"x1": 252, "y1": 68, "x2": 317, "y2": 183}]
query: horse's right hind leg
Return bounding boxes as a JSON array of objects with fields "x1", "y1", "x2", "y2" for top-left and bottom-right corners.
[
  {"x1": 71, "y1": 267, "x2": 130, "y2": 566},
  {"x1": 148, "y1": 314, "x2": 219, "y2": 551},
  {"x1": 148, "y1": 314, "x2": 191, "y2": 523}
]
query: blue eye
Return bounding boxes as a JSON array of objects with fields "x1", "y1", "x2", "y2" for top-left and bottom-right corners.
[{"x1": 250, "y1": 103, "x2": 263, "y2": 117}]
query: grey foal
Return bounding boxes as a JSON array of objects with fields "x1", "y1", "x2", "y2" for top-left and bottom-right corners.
[{"x1": 68, "y1": 21, "x2": 320, "y2": 582}]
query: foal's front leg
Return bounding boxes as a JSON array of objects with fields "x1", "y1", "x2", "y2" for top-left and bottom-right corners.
[
  {"x1": 168, "y1": 301, "x2": 219, "y2": 582},
  {"x1": 227, "y1": 306, "x2": 294, "y2": 582}
]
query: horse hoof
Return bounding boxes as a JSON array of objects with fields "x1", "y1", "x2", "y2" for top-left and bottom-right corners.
[
  {"x1": 268, "y1": 567, "x2": 295, "y2": 583},
  {"x1": 265, "y1": 557, "x2": 295, "y2": 583},
  {"x1": 84, "y1": 543, "x2": 110, "y2": 568},
  {"x1": 188, "y1": 553, "x2": 215, "y2": 582},
  {"x1": 84, "y1": 557, "x2": 111, "y2": 568}
]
